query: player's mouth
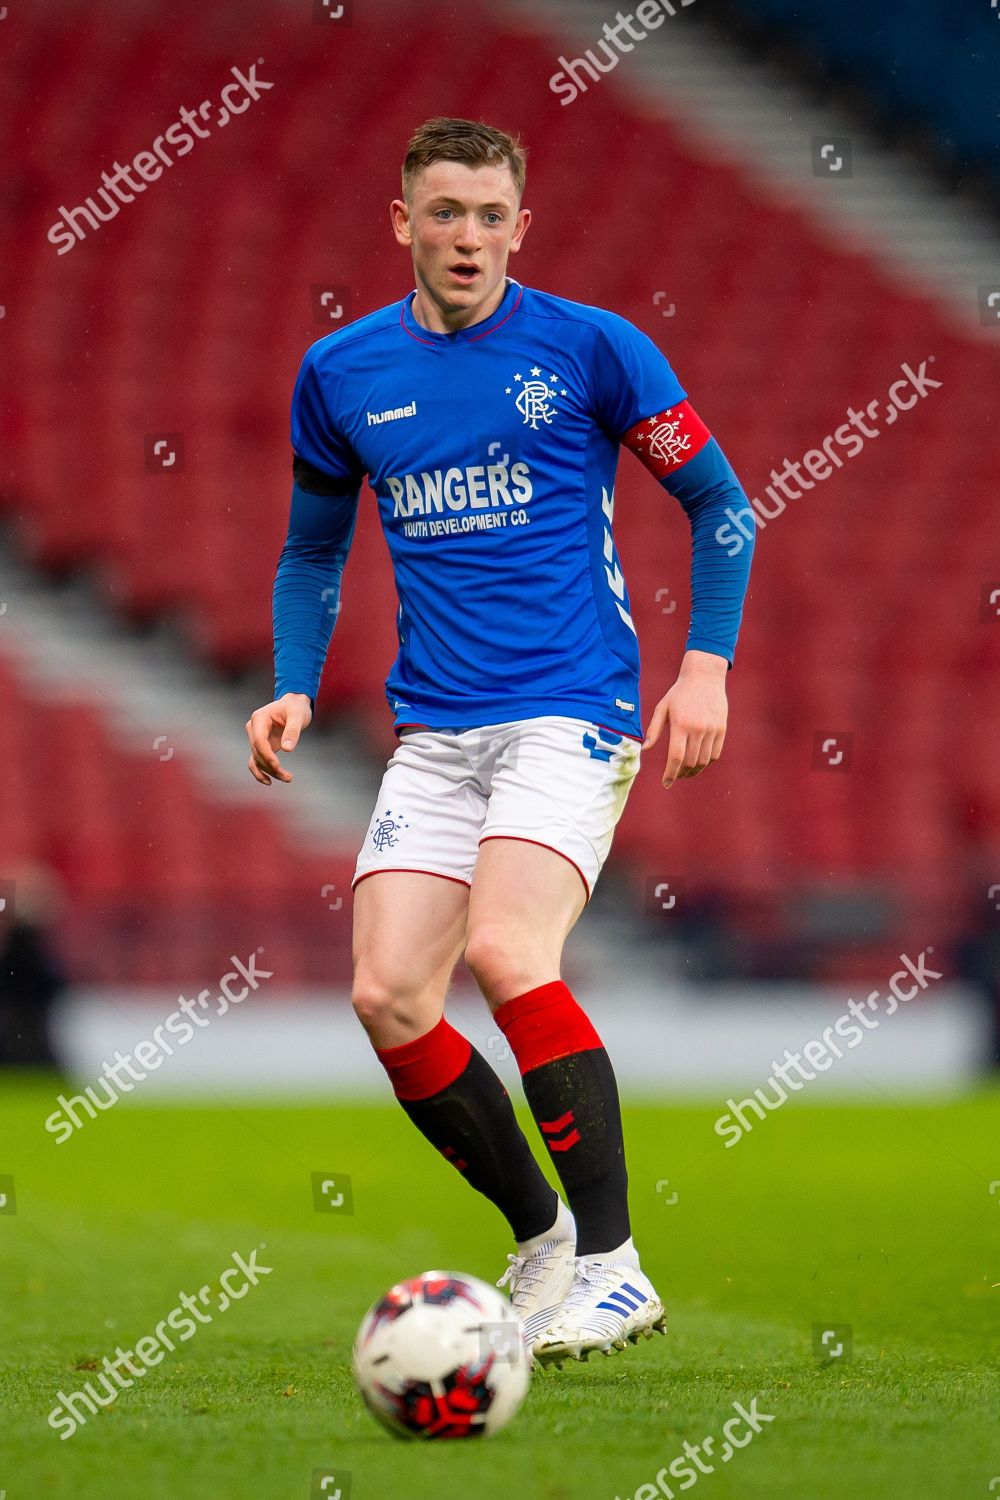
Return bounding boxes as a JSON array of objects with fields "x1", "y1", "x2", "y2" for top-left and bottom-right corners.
[{"x1": 447, "y1": 263, "x2": 481, "y2": 284}]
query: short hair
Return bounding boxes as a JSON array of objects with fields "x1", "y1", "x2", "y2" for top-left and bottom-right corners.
[{"x1": 401, "y1": 117, "x2": 527, "y2": 205}]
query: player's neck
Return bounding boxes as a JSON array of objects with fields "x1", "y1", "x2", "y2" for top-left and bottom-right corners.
[{"x1": 410, "y1": 276, "x2": 510, "y2": 335}]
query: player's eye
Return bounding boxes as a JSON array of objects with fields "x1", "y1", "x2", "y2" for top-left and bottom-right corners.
[{"x1": 484, "y1": 213, "x2": 503, "y2": 225}]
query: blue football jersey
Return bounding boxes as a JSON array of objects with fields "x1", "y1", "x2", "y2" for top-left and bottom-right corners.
[{"x1": 281, "y1": 276, "x2": 750, "y2": 738}]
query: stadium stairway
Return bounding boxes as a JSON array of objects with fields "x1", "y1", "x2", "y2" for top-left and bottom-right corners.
[{"x1": 0, "y1": 541, "x2": 374, "y2": 984}]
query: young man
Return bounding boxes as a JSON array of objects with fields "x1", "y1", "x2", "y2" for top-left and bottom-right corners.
[{"x1": 246, "y1": 118, "x2": 754, "y2": 1364}]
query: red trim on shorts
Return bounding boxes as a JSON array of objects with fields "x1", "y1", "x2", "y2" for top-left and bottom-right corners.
[
  {"x1": 493, "y1": 980, "x2": 603, "y2": 1074},
  {"x1": 352, "y1": 868, "x2": 472, "y2": 890},
  {"x1": 596, "y1": 723, "x2": 643, "y2": 743},
  {"x1": 477, "y1": 835, "x2": 590, "y2": 902},
  {"x1": 395, "y1": 719, "x2": 639, "y2": 741},
  {"x1": 375, "y1": 1015, "x2": 472, "y2": 1101}
]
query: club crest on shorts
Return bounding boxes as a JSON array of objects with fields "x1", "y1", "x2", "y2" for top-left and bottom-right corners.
[
  {"x1": 582, "y1": 726, "x2": 623, "y2": 762},
  {"x1": 371, "y1": 808, "x2": 410, "y2": 851}
]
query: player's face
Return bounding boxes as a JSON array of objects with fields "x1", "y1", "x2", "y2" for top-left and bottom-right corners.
[{"x1": 391, "y1": 161, "x2": 530, "y2": 330}]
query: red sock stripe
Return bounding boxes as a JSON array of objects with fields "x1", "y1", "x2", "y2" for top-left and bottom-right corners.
[
  {"x1": 375, "y1": 1017, "x2": 472, "y2": 1101},
  {"x1": 493, "y1": 980, "x2": 603, "y2": 1075}
]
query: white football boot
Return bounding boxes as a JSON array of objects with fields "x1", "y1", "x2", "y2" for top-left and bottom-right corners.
[
  {"x1": 533, "y1": 1248, "x2": 666, "y2": 1365},
  {"x1": 496, "y1": 1201, "x2": 576, "y2": 1353}
]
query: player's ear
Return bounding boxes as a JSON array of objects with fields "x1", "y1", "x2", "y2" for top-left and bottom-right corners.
[
  {"x1": 389, "y1": 198, "x2": 412, "y2": 247},
  {"x1": 509, "y1": 206, "x2": 531, "y2": 252}
]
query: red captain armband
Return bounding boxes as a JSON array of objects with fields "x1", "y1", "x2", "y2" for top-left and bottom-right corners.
[{"x1": 620, "y1": 400, "x2": 712, "y2": 480}]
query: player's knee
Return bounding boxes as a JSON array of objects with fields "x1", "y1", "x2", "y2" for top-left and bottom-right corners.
[
  {"x1": 464, "y1": 929, "x2": 537, "y2": 1000},
  {"x1": 351, "y1": 978, "x2": 407, "y2": 1035}
]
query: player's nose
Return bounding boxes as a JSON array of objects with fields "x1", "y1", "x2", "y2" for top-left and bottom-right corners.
[{"x1": 454, "y1": 215, "x2": 482, "y2": 249}]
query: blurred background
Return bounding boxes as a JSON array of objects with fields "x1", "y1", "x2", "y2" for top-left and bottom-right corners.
[{"x1": 2, "y1": 0, "x2": 999, "y2": 1096}]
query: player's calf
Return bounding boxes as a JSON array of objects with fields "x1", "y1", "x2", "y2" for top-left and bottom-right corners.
[
  {"x1": 373, "y1": 1015, "x2": 562, "y2": 1245},
  {"x1": 492, "y1": 979, "x2": 631, "y2": 1255}
]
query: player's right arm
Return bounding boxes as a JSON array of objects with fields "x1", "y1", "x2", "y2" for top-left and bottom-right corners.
[{"x1": 246, "y1": 348, "x2": 365, "y2": 787}]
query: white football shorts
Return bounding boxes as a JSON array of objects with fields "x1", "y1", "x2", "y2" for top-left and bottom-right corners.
[{"x1": 352, "y1": 716, "x2": 642, "y2": 901}]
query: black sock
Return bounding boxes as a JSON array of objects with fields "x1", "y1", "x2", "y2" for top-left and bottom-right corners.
[
  {"x1": 520, "y1": 1047, "x2": 630, "y2": 1256},
  {"x1": 495, "y1": 981, "x2": 632, "y2": 1257},
  {"x1": 397, "y1": 1047, "x2": 559, "y2": 1244}
]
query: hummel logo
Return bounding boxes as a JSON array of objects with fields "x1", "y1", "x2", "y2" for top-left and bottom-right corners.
[
  {"x1": 540, "y1": 1109, "x2": 581, "y2": 1152},
  {"x1": 367, "y1": 401, "x2": 417, "y2": 426}
]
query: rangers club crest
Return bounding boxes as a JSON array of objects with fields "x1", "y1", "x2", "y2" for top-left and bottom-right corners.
[
  {"x1": 371, "y1": 808, "x2": 409, "y2": 851},
  {"x1": 643, "y1": 411, "x2": 693, "y2": 468},
  {"x1": 622, "y1": 401, "x2": 712, "y2": 479},
  {"x1": 505, "y1": 367, "x2": 567, "y2": 429}
]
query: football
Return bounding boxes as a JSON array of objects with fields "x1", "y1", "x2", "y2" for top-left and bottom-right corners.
[{"x1": 352, "y1": 1270, "x2": 532, "y2": 1439}]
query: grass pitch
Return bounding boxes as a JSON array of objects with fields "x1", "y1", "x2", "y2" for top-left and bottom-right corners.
[{"x1": 1, "y1": 1075, "x2": 997, "y2": 1499}]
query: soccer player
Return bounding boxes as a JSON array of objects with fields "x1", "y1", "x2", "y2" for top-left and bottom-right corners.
[{"x1": 247, "y1": 118, "x2": 754, "y2": 1364}]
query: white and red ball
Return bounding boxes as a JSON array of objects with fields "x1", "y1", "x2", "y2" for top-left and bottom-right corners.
[{"x1": 352, "y1": 1270, "x2": 531, "y2": 1439}]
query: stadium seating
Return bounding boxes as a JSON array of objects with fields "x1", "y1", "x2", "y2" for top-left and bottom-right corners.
[
  {"x1": 730, "y1": 0, "x2": 1000, "y2": 186},
  {"x1": 2, "y1": 0, "x2": 996, "y2": 979},
  {"x1": 0, "y1": 654, "x2": 356, "y2": 984}
]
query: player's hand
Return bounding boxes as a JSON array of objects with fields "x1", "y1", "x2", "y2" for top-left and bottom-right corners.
[
  {"x1": 245, "y1": 693, "x2": 312, "y2": 786},
  {"x1": 642, "y1": 650, "x2": 728, "y2": 789}
]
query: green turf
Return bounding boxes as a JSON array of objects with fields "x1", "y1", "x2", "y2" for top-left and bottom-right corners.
[{"x1": 1, "y1": 1074, "x2": 997, "y2": 1498}]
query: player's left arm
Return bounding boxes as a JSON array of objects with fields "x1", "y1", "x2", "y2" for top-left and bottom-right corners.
[
  {"x1": 620, "y1": 402, "x2": 755, "y2": 788},
  {"x1": 620, "y1": 405, "x2": 755, "y2": 792},
  {"x1": 590, "y1": 314, "x2": 755, "y2": 787}
]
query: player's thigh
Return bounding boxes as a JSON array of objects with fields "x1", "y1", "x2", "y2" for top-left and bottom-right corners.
[
  {"x1": 352, "y1": 870, "x2": 470, "y2": 1037},
  {"x1": 464, "y1": 715, "x2": 640, "y2": 998},
  {"x1": 465, "y1": 836, "x2": 587, "y2": 977}
]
